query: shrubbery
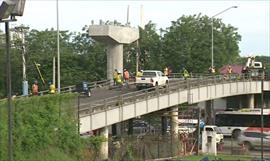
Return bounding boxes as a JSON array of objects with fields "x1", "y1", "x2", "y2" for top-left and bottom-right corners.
[{"x1": 0, "y1": 94, "x2": 83, "y2": 161}]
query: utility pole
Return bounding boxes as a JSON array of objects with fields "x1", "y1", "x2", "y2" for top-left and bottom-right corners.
[
  {"x1": 260, "y1": 69, "x2": 265, "y2": 160},
  {"x1": 14, "y1": 25, "x2": 29, "y2": 96},
  {"x1": 56, "y1": 0, "x2": 61, "y2": 93}
]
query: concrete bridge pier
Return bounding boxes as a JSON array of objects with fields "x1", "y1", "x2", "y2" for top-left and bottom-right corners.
[
  {"x1": 88, "y1": 25, "x2": 139, "y2": 84},
  {"x1": 100, "y1": 126, "x2": 109, "y2": 160},
  {"x1": 170, "y1": 106, "x2": 178, "y2": 156},
  {"x1": 247, "y1": 94, "x2": 255, "y2": 109}
]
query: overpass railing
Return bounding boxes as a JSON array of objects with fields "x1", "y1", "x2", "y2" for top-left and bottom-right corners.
[
  {"x1": 79, "y1": 73, "x2": 266, "y2": 116},
  {"x1": 38, "y1": 79, "x2": 110, "y2": 95}
]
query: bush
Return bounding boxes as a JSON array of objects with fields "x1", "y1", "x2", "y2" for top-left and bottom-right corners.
[{"x1": 0, "y1": 94, "x2": 84, "y2": 161}]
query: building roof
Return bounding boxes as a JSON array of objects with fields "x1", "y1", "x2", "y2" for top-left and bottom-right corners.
[{"x1": 219, "y1": 65, "x2": 244, "y2": 74}]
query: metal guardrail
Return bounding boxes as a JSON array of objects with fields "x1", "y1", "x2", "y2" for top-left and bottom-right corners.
[
  {"x1": 39, "y1": 79, "x2": 111, "y2": 95},
  {"x1": 1, "y1": 79, "x2": 111, "y2": 100},
  {"x1": 79, "y1": 73, "x2": 269, "y2": 116}
]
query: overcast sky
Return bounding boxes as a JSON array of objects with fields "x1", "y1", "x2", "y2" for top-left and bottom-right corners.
[{"x1": 1, "y1": 0, "x2": 269, "y2": 57}]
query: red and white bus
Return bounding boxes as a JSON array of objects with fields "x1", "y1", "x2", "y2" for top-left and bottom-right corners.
[{"x1": 215, "y1": 108, "x2": 270, "y2": 138}]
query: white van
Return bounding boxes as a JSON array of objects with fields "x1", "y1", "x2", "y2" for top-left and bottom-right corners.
[{"x1": 178, "y1": 119, "x2": 204, "y2": 134}]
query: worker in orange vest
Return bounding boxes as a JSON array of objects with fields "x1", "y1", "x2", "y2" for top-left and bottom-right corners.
[
  {"x1": 32, "y1": 80, "x2": 39, "y2": 96},
  {"x1": 123, "y1": 69, "x2": 130, "y2": 87}
]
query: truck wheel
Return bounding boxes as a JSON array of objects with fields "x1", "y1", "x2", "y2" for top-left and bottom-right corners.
[{"x1": 164, "y1": 80, "x2": 169, "y2": 88}]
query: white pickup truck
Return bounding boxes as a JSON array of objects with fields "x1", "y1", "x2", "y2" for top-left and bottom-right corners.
[
  {"x1": 135, "y1": 70, "x2": 169, "y2": 90},
  {"x1": 203, "y1": 125, "x2": 224, "y2": 143}
]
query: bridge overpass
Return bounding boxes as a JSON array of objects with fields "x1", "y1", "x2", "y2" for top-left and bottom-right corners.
[{"x1": 78, "y1": 75, "x2": 270, "y2": 133}]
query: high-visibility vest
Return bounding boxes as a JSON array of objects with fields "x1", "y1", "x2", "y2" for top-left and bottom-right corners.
[
  {"x1": 113, "y1": 71, "x2": 118, "y2": 79},
  {"x1": 164, "y1": 68, "x2": 168, "y2": 76},
  {"x1": 116, "y1": 74, "x2": 122, "y2": 83},
  {"x1": 227, "y1": 68, "x2": 232, "y2": 74},
  {"x1": 123, "y1": 71, "x2": 129, "y2": 80},
  {"x1": 49, "y1": 84, "x2": 56, "y2": 94},
  {"x1": 136, "y1": 71, "x2": 142, "y2": 77},
  {"x1": 32, "y1": 84, "x2": 38, "y2": 95}
]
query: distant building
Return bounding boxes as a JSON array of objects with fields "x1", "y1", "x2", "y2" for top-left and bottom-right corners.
[{"x1": 219, "y1": 64, "x2": 244, "y2": 74}]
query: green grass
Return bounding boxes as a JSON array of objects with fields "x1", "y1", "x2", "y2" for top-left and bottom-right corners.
[{"x1": 177, "y1": 154, "x2": 254, "y2": 161}]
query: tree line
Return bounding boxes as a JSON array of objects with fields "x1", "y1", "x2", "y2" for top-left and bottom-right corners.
[{"x1": 0, "y1": 14, "x2": 269, "y2": 97}]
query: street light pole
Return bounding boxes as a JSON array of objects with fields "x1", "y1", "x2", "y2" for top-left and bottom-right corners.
[
  {"x1": 211, "y1": 6, "x2": 237, "y2": 68},
  {"x1": 260, "y1": 69, "x2": 265, "y2": 160},
  {"x1": 5, "y1": 20, "x2": 13, "y2": 161},
  {"x1": 14, "y1": 25, "x2": 29, "y2": 96},
  {"x1": 56, "y1": 0, "x2": 60, "y2": 93}
]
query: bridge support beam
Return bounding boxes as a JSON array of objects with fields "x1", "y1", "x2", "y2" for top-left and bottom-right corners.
[
  {"x1": 106, "y1": 44, "x2": 123, "y2": 82},
  {"x1": 247, "y1": 94, "x2": 255, "y2": 109},
  {"x1": 100, "y1": 127, "x2": 109, "y2": 160},
  {"x1": 170, "y1": 106, "x2": 178, "y2": 156}
]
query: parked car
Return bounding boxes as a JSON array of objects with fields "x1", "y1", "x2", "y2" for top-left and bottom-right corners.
[
  {"x1": 132, "y1": 120, "x2": 155, "y2": 134},
  {"x1": 178, "y1": 119, "x2": 205, "y2": 134},
  {"x1": 135, "y1": 70, "x2": 169, "y2": 90},
  {"x1": 238, "y1": 131, "x2": 270, "y2": 150}
]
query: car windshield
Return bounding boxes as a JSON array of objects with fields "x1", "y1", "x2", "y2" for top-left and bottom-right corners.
[{"x1": 142, "y1": 72, "x2": 156, "y2": 77}]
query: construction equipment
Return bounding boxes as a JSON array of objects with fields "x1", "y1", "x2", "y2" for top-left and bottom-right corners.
[
  {"x1": 242, "y1": 56, "x2": 263, "y2": 78},
  {"x1": 34, "y1": 61, "x2": 46, "y2": 86}
]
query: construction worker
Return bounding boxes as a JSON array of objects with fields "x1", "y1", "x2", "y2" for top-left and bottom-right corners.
[
  {"x1": 227, "y1": 65, "x2": 233, "y2": 79},
  {"x1": 123, "y1": 69, "x2": 130, "y2": 87},
  {"x1": 116, "y1": 71, "x2": 123, "y2": 86},
  {"x1": 208, "y1": 66, "x2": 216, "y2": 74},
  {"x1": 227, "y1": 65, "x2": 233, "y2": 74},
  {"x1": 49, "y1": 81, "x2": 56, "y2": 94},
  {"x1": 113, "y1": 69, "x2": 118, "y2": 85},
  {"x1": 182, "y1": 68, "x2": 190, "y2": 80},
  {"x1": 164, "y1": 67, "x2": 169, "y2": 76},
  {"x1": 32, "y1": 80, "x2": 39, "y2": 96},
  {"x1": 136, "y1": 70, "x2": 143, "y2": 77}
]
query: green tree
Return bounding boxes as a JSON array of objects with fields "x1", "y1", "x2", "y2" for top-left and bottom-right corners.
[
  {"x1": 124, "y1": 21, "x2": 162, "y2": 73},
  {"x1": 162, "y1": 14, "x2": 241, "y2": 73}
]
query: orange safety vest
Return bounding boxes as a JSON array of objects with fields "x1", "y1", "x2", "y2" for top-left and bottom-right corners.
[
  {"x1": 32, "y1": 84, "x2": 38, "y2": 95},
  {"x1": 123, "y1": 71, "x2": 129, "y2": 80}
]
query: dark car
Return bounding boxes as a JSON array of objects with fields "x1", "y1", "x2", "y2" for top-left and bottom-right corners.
[{"x1": 132, "y1": 120, "x2": 155, "y2": 134}]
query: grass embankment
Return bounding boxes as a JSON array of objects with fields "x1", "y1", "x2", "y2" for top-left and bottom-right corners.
[
  {"x1": 0, "y1": 94, "x2": 84, "y2": 161},
  {"x1": 179, "y1": 154, "x2": 254, "y2": 161}
]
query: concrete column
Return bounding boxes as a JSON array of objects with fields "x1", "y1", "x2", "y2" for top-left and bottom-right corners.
[
  {"x1": 170, "y1": 107, "x2": 178, "y2": 134},
  {"x1": 107, "y1": 44, "x2": 123, "y2": 81},
  {"x1": 170, "y1": 106, "x2": 178, "y2": 156},
  {"x1": 100, "y1": 127, "x2": 109, "y2": 160},
  {"x1": 247, "y1": 94, "x2": 255, "y2": 109}
]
